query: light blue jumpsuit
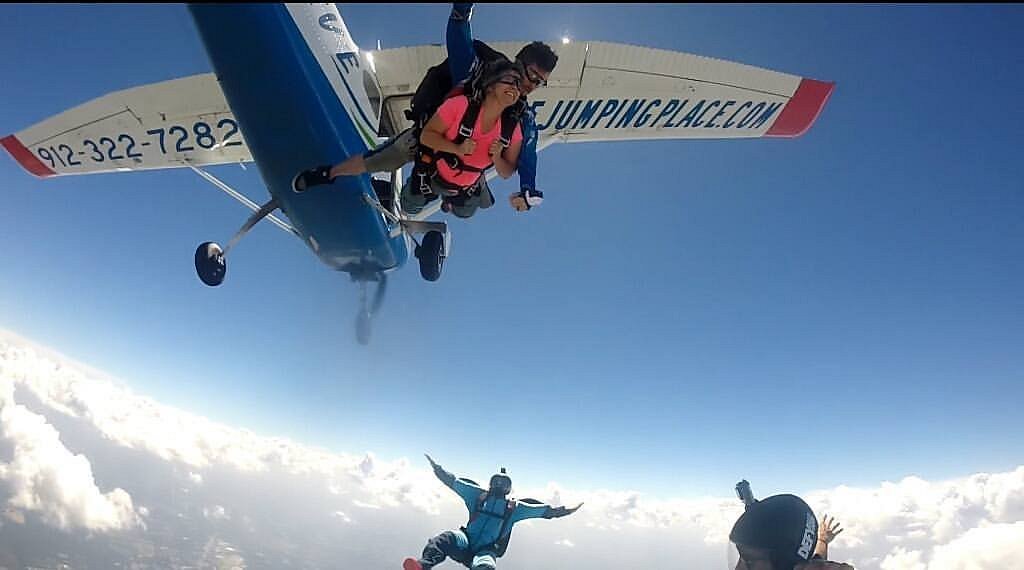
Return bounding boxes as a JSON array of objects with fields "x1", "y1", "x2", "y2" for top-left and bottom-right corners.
[{"x1": 417, "y1": 464, "x2": 558, "y2": 570}]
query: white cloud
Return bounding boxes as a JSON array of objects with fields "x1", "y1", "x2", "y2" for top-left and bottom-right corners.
[
  {"x1": 353, "y1": 499, "x2": 384, "y2": 510},
  {"x1": 880, "y1": 546, "x2": 926, "y2": 570},
  {"x1": 929, "y1": 522, "x2": 1024, "y2": 570},
  {"x1": 1, "y1": 330, "x2": 1022, "y2": 569},
  {"x1": 202, "y1": 504, "x2": 229, "y2": 521},
  {"x1": 0, "y1": 374, "x2": 139, "y2": 532}
]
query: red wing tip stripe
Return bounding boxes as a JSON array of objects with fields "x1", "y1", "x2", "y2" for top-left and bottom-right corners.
[
  {"x1": 1, "y1": 135, "x2": 57, "y2": 178},
  {"x1": 765, "y1": 78, "x2": 835, "y2": 138}
]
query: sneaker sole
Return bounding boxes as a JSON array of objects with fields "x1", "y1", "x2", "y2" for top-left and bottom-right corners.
[{"x1": 292, "y1": 172, "x2": 306, "y2": 194}]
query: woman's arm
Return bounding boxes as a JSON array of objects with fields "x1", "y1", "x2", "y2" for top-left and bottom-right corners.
[
  {"x1": 491, "y1": 137, "x2": 522, "y2": 179},
  {"x1": 420, "y1": 112, "x2": 475, "y2": 156}
]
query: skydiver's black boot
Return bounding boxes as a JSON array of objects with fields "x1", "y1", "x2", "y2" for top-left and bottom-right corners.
[{"x1": 292, "y1": 165, "x2": 334, "y2": 193}]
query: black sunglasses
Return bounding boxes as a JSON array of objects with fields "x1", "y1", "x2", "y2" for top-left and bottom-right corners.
[
  {"x1": 497, "y1": 76, "x2": 522, "y2": 89},
  {"x1": 524, "y1": 67, "x2": 548, "y2": 87}
]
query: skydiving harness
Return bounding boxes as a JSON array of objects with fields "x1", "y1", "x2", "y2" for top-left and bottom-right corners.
[
  {"x1": 409, "y1": 94, "x2": 524, "y2": 211},
  {"x1": 401, "y1": 40, "x2": 527, "y2": 211},
  {"x1": 461, "y1": 492, "x2": 519, "y2": 557}
]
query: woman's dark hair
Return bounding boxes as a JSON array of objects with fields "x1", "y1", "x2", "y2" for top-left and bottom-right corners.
[{"x1": 480, "y1": 60, "x2": 523, "y2": 92}]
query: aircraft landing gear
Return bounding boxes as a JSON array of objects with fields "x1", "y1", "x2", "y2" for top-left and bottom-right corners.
[
  {"x1": 195, "y1": 198, "x2": 280, "y2": 287},
  {"x1": 195, "y1": 242, "x2": 226, "y2": 286},
  {"x1": 361, "y1": 186, "x2": 450, "y2": 284},
  {"x1": 354, "y1": 273, "x2": 387, "y2": 345},
  {"x1": 415, "y1": 230, "x2": 445, "y2": 282}
]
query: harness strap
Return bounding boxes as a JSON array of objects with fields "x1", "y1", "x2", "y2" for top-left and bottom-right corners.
[
  {"x1": 437, "y1": 98, "x2": 485, "y2": 176},
  {"x1": 466, "y1": 493, "x2": 518, "y2": 555},
  {"x1": 412, "y1": 95, "x2": 522, "y2": 197}
]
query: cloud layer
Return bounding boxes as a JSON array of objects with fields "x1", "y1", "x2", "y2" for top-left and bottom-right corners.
[
  {"x1": 0, "y1": 368, "x2": 138, "y2": 533},
  {"x1": 0, "y1": 329, "x2": 1021, "y2": 569}
]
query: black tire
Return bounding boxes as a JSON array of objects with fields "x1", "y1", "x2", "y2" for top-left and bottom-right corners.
[
  {"x1": 417, "y1": 230, "x2": 445, "y2": 282},
  {"x1": 195, "y1": 242, "x2": 226, "y2": 287}
]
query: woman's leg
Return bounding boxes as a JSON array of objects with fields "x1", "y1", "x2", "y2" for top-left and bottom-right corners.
[{"x1": 329, "y1": 153, "x2": 367, "y2": 178}]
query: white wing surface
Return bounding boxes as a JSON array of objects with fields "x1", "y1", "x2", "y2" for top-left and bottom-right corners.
[
  {"x1": 370, "y1": 40, "x2": 834, "y2": 144},
  {"x1": 2, "y1": 74, "x2": 249, "y2": 178},
  {"x1": 4, "y1": 41, "x2": 832, "y2": 179}
]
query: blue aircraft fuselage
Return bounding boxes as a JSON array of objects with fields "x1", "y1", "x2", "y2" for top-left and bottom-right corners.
[{"x1": 188, "y1": 4, "x2": 407, "y2": 279}]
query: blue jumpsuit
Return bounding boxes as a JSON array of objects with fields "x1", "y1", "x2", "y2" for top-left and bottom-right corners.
[
  {"x1": 446, "y1": 3, "x2": 541, "y2": 196},
  {"x1": 417, "y1": 465, "x2": 556, "y2": 570}
]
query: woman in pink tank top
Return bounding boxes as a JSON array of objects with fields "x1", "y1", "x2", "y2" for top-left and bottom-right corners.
[{"x1": 419, "y1": 65, "x2": 525, "y2": 190}]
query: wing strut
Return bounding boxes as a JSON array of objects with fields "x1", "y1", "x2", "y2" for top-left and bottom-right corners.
[{"x1": 187, "y1": 163, "x2": 299, "y2": 237}]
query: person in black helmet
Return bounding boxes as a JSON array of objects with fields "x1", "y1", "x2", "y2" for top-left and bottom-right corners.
[
  {"x1": 402, "y1": 454, "x2": 582, "y2": 570},
  {"x1": 729, "y1": 492, "x2": 855, "y2": 570}
]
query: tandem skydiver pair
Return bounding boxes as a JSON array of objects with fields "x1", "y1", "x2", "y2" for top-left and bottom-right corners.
[{"x1": 293, "y1": 3, "x2": 557, "y2": 219}]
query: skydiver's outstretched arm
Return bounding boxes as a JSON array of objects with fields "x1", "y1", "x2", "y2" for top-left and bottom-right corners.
[
  {"x1": 509, "y1": 500, "x2": 584, "y2": 523},
  {"x1": 446, "y1": 3, "x2": 477, "y2": 85},
  {"x1": 425, "y1": 454, "x2": 487, "y2": 507},
  {"x1": 425, "y1": 453, "x2": 457, "y2": 488},
  {"x1": 545, "y1": 502, "x2": 583, "y2": 519}
]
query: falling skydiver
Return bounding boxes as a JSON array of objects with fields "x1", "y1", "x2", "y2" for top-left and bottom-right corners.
[{"x1": 403, "y1": 454, "x2": 583, "y2": 570}]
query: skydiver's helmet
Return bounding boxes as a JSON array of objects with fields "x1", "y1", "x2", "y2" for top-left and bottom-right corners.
[
  {"x1": 489, "y1": 468, "x2": 512, "y2": 497},
  {"x1": 728, "y1": 494, "x2": 818, "y2": 569}
]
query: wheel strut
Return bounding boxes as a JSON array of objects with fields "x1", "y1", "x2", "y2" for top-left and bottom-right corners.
[{"x1": 195, "y1": 197, "x2": 280, "y2": 287}]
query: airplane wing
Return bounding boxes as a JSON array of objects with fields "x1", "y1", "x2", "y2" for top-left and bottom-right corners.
[
  {"x1": 370, "y1": 40, "x2": 834, "y2": 144},
  {"x1": 4, "y1": 40, "x2": 832, "y2": 180},
  {"x1": 368, "y1": 40, "x2": 834, "y2": 221},
  {"x1": 1, "y1": 73, "x2": 251, "y2": 178}
]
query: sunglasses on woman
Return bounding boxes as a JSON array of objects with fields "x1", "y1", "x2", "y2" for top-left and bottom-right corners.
[{"x1": 497, "y1": 76, "x2": 522, "y2": 89}]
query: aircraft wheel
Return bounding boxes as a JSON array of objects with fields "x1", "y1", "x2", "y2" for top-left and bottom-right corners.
[
  {"x1": 195, "y1": 242, "x2": 226, "y2": 287},
  {"x1": 417, "y1": 230, "x2": 445, "y2": 282}
]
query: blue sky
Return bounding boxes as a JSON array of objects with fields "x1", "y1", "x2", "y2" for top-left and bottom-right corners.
[{"x1": 1, "y1": 3, "x2": 1022, "y2": 500}]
